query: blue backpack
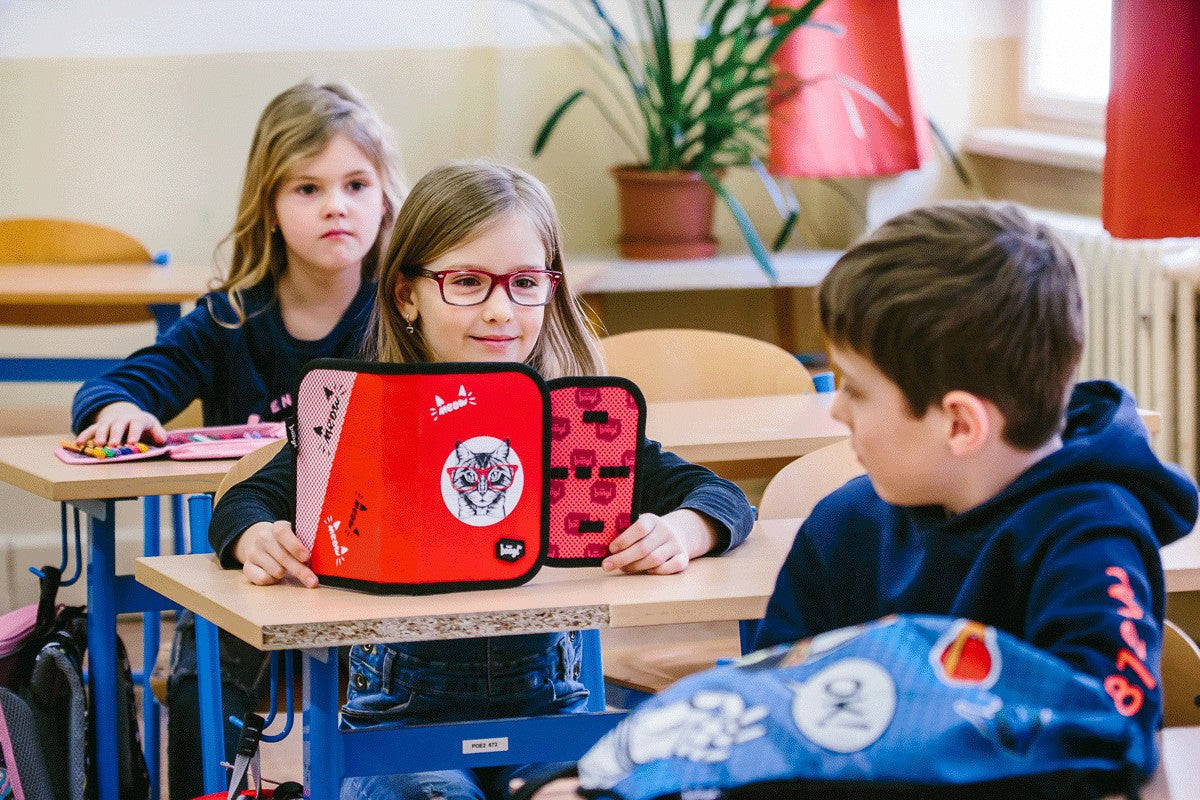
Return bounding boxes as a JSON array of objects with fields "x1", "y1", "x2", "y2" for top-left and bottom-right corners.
[{"x1": 521, "y1": 616, "x2": 1150, "y2": 800}]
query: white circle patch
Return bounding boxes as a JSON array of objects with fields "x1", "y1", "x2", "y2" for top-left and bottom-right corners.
[
  {"x1": 790, "y1": 657, "x2": 896, "y2": 753},
  {"x1": 440, "y1": 436, "x2": 525, "y2": 527}
]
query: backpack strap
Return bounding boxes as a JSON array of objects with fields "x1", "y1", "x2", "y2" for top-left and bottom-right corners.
[
  {"x1": 34, "y1": 567, "x2": 61, "y2": 630},
  {"x1": 226, "y1": 712, "x2": 264, "y2": 800}
]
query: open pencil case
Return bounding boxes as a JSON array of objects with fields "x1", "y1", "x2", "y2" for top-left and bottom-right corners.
[
  {"x1": 292, "y1": 359, "x2": 645, "y2": 594},
  {"x1": 54, "y1": 421, "x2": 286, "y2": 464}
]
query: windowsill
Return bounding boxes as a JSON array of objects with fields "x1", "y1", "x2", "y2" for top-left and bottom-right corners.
[{"x1": 962, "y1": 127, "x2": 1105, "y2": 174}]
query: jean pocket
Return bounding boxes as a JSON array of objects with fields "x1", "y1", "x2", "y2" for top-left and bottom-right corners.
[
  {"x1": 339, "y1": 683, "x2": 418, "y2": 729},
  {"x1": 551, "y1": 634, "x2": 589, "y2": 709}
]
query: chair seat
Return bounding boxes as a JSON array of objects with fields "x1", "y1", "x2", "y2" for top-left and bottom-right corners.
[{"x1": 602, "y1": 636, "x2": 741, "y2": 695}]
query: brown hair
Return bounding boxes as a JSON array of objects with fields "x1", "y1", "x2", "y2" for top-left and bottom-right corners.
[
  {"x1": 371, "y1": 161, "x2": 602, "y2": 377},
  {"x1": 214, "y1": 80, "x2": 405, "y2": 324},
  {"x1": 818, "y1": 202, "x2": 1084, "y2": 449}
]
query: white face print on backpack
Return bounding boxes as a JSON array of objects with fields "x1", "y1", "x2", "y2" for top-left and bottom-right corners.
[{"x1": 789, "y1": 657, "x2": 896, "y2": 753}]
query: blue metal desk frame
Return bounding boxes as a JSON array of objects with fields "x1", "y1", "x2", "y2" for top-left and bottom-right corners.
[
  {"x1": 185, "y1": 494, "x2": 758, "y2": 796},
  {"x1": 68, "y1": 496, "x2": 182, "y2": 800},
  {"x1": 13, "y1": 296, "x2": 189, "y2": 800},
  {"x1": 4, "y1": 286, "x2": 196, "y2": 798}
]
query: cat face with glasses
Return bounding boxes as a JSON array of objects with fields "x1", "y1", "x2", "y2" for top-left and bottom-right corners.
[{"x1": 397, "y1": 210, "x2": 550, "y2": 364}]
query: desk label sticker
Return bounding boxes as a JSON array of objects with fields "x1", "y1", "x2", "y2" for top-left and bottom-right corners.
[{"x1": 463, "y1": 736, "x2": 510, "y2": 754}]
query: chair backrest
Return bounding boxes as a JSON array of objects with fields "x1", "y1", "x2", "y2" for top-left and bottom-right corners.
[
  {"x1": 757, "y1": 438, "x2": 863, "y2": 520},
  {"x1": 600, "y1": 328, "x2": 814, "y2": 402},
  {"x1": 213, "y1": 439, "x2": 287, "y2": 507},
  {"x1": 0, "y1": 217, "x2": 153, "y2": 325},
  {"x1": 1161, "y1": 618, "x2": 1200, "y2": 727}
]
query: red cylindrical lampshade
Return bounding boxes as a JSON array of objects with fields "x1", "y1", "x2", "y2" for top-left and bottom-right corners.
[
  {"x1": 768, "y1": 0, "x2": 930, "y2": 178},
  {"x1": 1103, "y1": 0, "x2": 1200, "y2": 239}
]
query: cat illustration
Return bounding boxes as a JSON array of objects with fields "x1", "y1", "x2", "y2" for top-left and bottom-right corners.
[{"x1": 449, "y1": 439, "x2": 516, "y2": 520}]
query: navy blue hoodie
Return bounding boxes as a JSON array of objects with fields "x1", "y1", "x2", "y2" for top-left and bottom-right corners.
[{"x1": 755, "y1": 380, "x2": 1197, "y2": 769}]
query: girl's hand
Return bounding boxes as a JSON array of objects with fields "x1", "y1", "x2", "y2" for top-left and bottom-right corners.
[
  {"x1": 76, "y1": 401, "x2": 167, "y2": 446},
  {"x1": 233, "y1": 520, "x2": 319, "y2": 588},
  {"x1": 601, "y1": 509, "x2": 720, "y2": 575}
]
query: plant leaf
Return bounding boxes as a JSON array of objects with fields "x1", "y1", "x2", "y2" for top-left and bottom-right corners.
[
  {"x1": 532, "y1": 90, "x2": 589, "y2": 156},
  {"x1": 700, "y1": 167, "x2": 778, "y2": 284},
  {"x1": 927, "y1": 115, "x2": 977, "y2": 192},
  {"x1": 772, "y1": 211, "x2": 800, "y2": 251}
]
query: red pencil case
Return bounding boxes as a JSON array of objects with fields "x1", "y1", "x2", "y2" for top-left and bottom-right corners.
[
  {"x1": 294, "y1": 360, "x2": 549, "y2": 594},
  {"x1": 54, "y1": 421, "x2": 286, "y2": 465},
  {"x1": 292, "y1": 360, "x2": 646, "y2": 593}
]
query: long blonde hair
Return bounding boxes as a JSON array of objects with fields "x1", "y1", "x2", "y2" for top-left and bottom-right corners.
[
  {"x1": 214, "y1": 80, "x2": 405, "y2": 324},
  {"x1": 372, "y1": 161, "x2": 602, "y2": 378}
]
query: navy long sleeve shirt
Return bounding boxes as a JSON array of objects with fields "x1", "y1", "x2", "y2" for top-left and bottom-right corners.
[
  {"x1": 72, "y1": 279, "x2": 375, "y2": 431},
  {"x1": 210, "y1": 433, "x2": 755, "y2": 569}
]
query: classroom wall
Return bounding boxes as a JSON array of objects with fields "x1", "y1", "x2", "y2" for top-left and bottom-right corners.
[{"x1": 0, "y1": 0, "x2": 1034, "y2": 609}]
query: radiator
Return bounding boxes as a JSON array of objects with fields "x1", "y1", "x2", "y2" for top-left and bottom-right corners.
[{"x1": 1027, "y1": 208, "x2": 1200, "y2": 476}]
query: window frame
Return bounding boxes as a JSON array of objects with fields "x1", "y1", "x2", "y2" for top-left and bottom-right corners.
[{"x1": 1020, "y1": 0, "x2": 1110, "y2": 137}]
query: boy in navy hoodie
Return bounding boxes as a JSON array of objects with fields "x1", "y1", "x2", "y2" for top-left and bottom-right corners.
[{"x1": 754, "y1": 202, "x2": 1198, "y2": 771}]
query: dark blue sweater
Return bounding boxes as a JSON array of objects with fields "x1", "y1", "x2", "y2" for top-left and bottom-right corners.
[
  {"x1": 209, "y1": 426, "x2": 755, "y2": 662},
  {"x1": 211, "y1": 435, "x2": 755, "y2": 569},
  {"x1": 71, "y1": 280, "x2": 375, "y2": 432},
  {"x1": 755, "y1": 380, "x2": 1197, "y2": 770}
]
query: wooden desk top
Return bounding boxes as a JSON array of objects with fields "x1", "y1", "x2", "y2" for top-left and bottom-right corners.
[
  {"x1": 0, "y1": 396, "x2": 843, "y2": 502},
  {"x1": 0, "y1": 434, "x2": 238, "y2": 501},
  {"x1": 645, "y1": 393, "x2": 847, "y2": 464},
  {"x1": 135, "y1": 517, "x2": 798, "y2": 651},
  {"x1": 0, "y1": 262, "x2": 216, "y2": 305},
  {"x1": 1162, "y1": 529, "x2": 1200, "y2": 593}
]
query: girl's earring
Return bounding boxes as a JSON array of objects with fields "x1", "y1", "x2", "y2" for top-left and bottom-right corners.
[{"x1": 404, "y1": 315, "x2": 415, "y2": 335}]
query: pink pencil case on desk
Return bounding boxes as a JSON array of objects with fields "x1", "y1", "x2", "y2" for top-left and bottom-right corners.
[{"x1": 54, "y1": 421, "x2": 286, "y2": 464}]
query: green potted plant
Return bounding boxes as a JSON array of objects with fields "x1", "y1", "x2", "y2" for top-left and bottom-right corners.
[{"x1": 514, "y1": 0, "x2": 834, "y2": 281}]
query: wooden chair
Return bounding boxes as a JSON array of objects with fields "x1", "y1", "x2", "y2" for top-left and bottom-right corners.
[
  {"x1": 599, "y1": 328, "x2": 815, "y2": 402},
  {"x1": 1162, "y1": 618, "x2": 1200, "y2": 727},
  {"x1": 0, "y1": 217, "x2": 155, "y2": 326},
  {"x1": 757, "y1": 438, "x2": 864, "y2": 520},
  {"x1": 601, "y1": 327, "x2": 816, "y2": 495},
  {"x1": 0, "y1": 217, "x2": 202, "y2": 433},
  {"x1": 598, "y1": 330, "x2": 821, "y2": 706}
]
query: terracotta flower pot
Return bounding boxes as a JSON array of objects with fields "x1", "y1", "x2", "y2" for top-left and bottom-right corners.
[{"x1": 610, "y1": 165, "x2": 719, "y2": 259}]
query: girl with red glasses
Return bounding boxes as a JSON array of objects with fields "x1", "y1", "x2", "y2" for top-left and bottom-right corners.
[{"x1": 209, "y1": 161, "x2": 754, "y2": 800}]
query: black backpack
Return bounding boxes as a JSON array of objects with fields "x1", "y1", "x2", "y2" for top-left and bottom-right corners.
[{"x1": 0, "y1": 566, "x2": 150, "y2": 800}]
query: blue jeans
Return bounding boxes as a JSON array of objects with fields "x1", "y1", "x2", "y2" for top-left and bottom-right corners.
[{"x1": 339, "y1": 631, "x2": 589, "y2": 800}]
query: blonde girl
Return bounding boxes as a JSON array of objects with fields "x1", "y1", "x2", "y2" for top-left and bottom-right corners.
[
  {"x1": 70, "y1": 80, "x2": 403, "y2": 800},
  {"x1": 210, "y1": 161, "x2": 754, "y2": 800}
]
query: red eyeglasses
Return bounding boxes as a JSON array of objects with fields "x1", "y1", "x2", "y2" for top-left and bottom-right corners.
[{"x1": 418, "y1": 268, "x2": 562, "y2": 307}]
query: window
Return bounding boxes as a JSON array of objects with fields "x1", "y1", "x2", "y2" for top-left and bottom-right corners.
[{"x1": 1022, "y1": 0, "x2": 1112, "y2": 132}]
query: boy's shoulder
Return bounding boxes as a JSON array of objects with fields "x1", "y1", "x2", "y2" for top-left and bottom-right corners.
[{"x1": 801, "y1": 474, "x2": 897, "y2": 539}]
